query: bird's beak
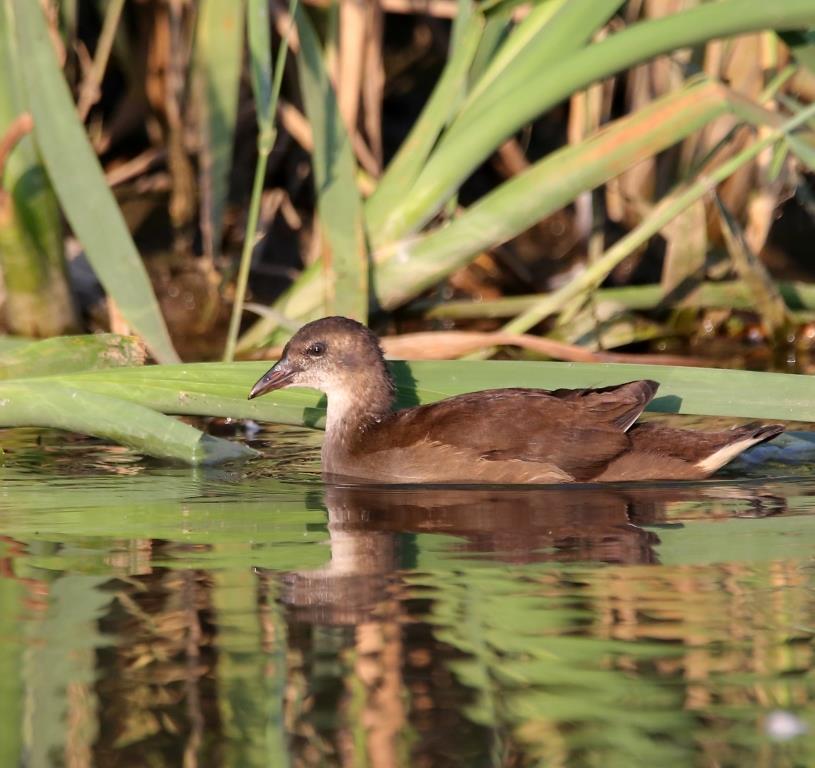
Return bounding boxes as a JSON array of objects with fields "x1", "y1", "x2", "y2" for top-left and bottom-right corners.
[{"x1": 248, "y1": 359, "x2": 299, "y2": 399}]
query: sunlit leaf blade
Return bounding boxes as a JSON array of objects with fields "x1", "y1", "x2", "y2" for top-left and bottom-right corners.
[
  {"x1": 372, "y1": 80, "x2": 730, "y2": 309},
  {"x1": 0, "y1": 380, "x2": 254, "y2": 464},
  {"x1": 469, "y1": 10, "x2": 512, "y2": 89},
  {"x1": 295, "y1": 6, "x2": 367, "y2": 322},
  {"x1": 11, "y1": 0, "x2": 179, "y2": 363},
  {"x1": 195, "y1": 0, "x2": 245, "y2": 261},
  {"x1": 372, "y1": 0, "x2": 622, "y2": 243},
  {"x1": 463, "y1": 0, "x2": 621, "y2": 115},
  {"x1": 499, "y1": 99, "x2": 815, "y2": 336},
  {"x1": 364, "y1": 10, "x2": 484, "y2": 244},
  {"x1": 465, "y1": 0, "x2": 567, "y2": 104},
  {"x1": 53, "y1": 359, "x2": 815, "y2": 426},
  {"x1": 391, "y1": 0, "x2": 815, "y2": 236},
  {"x1": 239, "y1": 79, "x2": 732, "y2": 349},
  {"x1": 246, "y1": 0, "x2": 273, "y2": 143},
  {"x1": 0, "y1": 334, "x2": 145, "y2": 379},
  {"x1": 423, "y1": 279, "x2": 815, "y2": 319}
]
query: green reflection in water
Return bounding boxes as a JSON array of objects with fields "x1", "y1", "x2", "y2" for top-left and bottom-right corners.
[{"x1": 0, "y1": 428, "x2": 814, "y2": 766}]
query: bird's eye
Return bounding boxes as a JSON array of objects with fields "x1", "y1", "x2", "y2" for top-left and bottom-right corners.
[{"x1": 306, "y1": 341, "x2": 326, "y2": 357}]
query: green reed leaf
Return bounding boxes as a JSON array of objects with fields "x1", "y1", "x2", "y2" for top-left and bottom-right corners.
[
  {"x1": 294, "y1": 5, "x2": 367, "y2": 322},
  {"x1": 0, "y1": 334, "x2": 145, "y2": 379},
  {"x1": 11, "y1": 0, "x2": 178, "y2": 362},
  {"x1": 0, "y1": 380, "x2": 254, "y2": 464},
  {"x1": 195, "y1": 0, "x2": 245, "y2": 261},
  {"x1": 391, "y1": 0, "x2": 815, "y2": 237},
  {"x1": 48, "y1": 359, "x2": 815, "y2": 426}
]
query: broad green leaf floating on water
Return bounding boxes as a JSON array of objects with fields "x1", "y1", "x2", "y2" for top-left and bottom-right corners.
[
  {"x1": 0, "y1": 380, "x2": 255, "y2": 465},
  {"x1": 0, "y1": 334, "x2": 146, "y2": 379},
  {"x1": 50, "y1": 359, "x2": 815, "y2": 426},
  {"x1": 5, "y1": 357, "x2": 815, "y2": 465}
]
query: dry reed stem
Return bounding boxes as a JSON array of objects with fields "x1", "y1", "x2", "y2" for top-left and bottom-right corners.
[
  {"x1": 338, "y1": 0, "x2": 366, "y2": 144},
  {"x1": 271, "y1": 0, "x2": 301, "y2": 51},
  {"x1": 278, "y1": 100, "x2": 377, "y2": 194},
  {"x1": 279, "y1": 100, "x2": 313, "y2": 150},
  {"x1": 148, "y1": 2, "x2": 196, "y2": 232},
  {"x1": 790, "y1": 68, "x2": 815, "y2": 101},
  {"x1": 705, "y1": 36, "x2": 763, "y2": 226},
  {"x1": 301, "y1": 0, "x2": 534, "y2": 19},
  {"x1": 76, "y1": 0, "x2": 125, "y2": 121},
  {"x1": 40, "y1": 0, "x2": 66, "y2": 67},
  {"x1": 0, "y1": 113, "x2": 34, "y2": 187},
  {"x1": 744, "y1": 35, "x2": 786, "y2": 257},
  {"x1": 105, "y1": 148, "x2": 166, "y2": 188},
  {"x1": 569, "y1": 76, "x2": 608, "y2": 242},
  {"x1": 253, "y1": 331, "x2": 710, "y2": 366},
  {"x1": 107, "y1": 299, "x2": 131, "y2": 338},
  {"x1": 303, "y1": 0, "x2": 458, "y2": 17},
  {"x1": 715, "y1": 195, "x2": 789, "y2": 336},
  {"x1": 362, "y1": 1, "x2": 385, "y2": 169},
  {"x1": 660, "y1": 199, "x2": 707, "y2": 294},
  {"x1": 379, "y1": 331, "x2": 612, "y2": 361},
  {"x1": 495, "y1": 138, "x2": 530, "y2": 177},
  {"x1": 351, "y1": 132, "x2": 381, "y2": 178}
]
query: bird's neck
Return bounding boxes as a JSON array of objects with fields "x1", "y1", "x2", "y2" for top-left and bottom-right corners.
[{"x1": 323, "y1": 375, "x2": 394, "y2": 439}]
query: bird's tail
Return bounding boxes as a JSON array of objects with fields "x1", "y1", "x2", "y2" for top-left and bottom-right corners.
[{"x1": 694, "y1": 423, "x2": 785, "y2": 476}]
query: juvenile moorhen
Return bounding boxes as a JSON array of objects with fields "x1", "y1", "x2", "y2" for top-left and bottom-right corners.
[{"x1": 248, "y1": 316, "x2": 783, "y2": 484}]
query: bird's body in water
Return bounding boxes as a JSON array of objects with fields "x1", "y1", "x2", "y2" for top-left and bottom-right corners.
[{"x1": 248, "y1": 316, "x2": 784, "y2": 484}]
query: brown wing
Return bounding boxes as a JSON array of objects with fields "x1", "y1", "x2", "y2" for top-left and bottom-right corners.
[
  {"x1": 356, "y1": 382, "x2": 657, "y2": 481},
  {"x1": 547, "y1": 379, "x2": 659, "y2": 430}
]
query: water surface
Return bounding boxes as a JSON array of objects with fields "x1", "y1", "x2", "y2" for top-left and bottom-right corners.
[{"x1": 2, "y1": 424, "x2": 815, "y2": 767}]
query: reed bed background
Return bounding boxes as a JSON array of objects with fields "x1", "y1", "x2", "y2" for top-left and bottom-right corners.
[{"x1": 0, "y1": 0, "x2": 814, "y2": 457}]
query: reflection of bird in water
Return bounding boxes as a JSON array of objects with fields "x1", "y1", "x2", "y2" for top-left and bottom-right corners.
[
  {"x1": 279, "y1": 484, "x2": 789, "y2": 625},
  {"x1": 270, "y1": 484, "x2": 789, "y2": 768},
  {"x1": 325, "y1": 485, "x2": 661, "y2": 565}
]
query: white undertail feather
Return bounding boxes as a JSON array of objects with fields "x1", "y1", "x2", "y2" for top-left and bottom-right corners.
[
  {"x1": 620, "y1": 411, "x2": 643, "y2": 432},
  {"x1": 694, "y1": 436, "x2": 762, "y2": 475}
]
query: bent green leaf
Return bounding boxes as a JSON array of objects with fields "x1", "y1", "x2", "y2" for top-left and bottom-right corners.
[
  {"x1": 372, "y1": 80, "x2": 729, "y2": 309},
  {"x1": 11, "y1": 0, "x2": 179, "y2": 363},
  {"x1": 0, "y1": 380, "x2": 254, "y2": 464},
  {"x1": 393, "y1": 0, "x2": 815, "y2": 237},
  {"x1": 0, "y1": 334, "x2": 145, "y2": 379}
]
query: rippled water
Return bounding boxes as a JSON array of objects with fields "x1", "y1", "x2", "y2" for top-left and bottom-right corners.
[{"x1": 2, "y1": 424, "x2": 815, "y2": 767}]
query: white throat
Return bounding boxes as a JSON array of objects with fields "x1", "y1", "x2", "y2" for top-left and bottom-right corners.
[{"x1": 323, "y1": 385, "x2": 358, "y2": 433}]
